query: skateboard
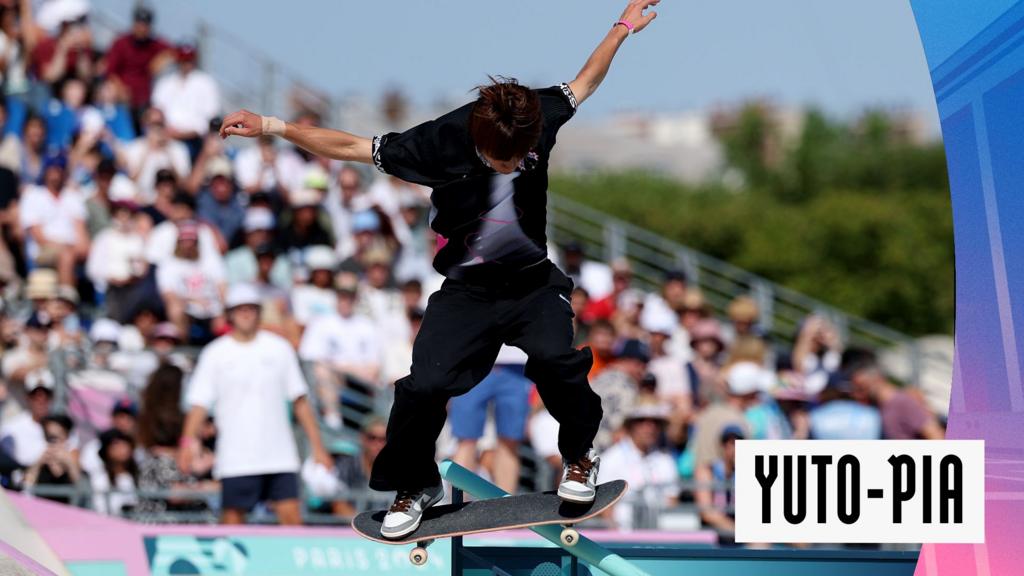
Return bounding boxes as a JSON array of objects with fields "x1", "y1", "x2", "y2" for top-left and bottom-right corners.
[{"x1": 353, "y1": 480, "x2": 628, "y2": 565}]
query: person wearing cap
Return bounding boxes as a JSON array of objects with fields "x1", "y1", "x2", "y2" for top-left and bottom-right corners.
[
  {"x1": 87, "y1": 200, "x2": 149, "y2": 322},
  {"x1": 225, "y1": 208, "x2": 291, "y2": 288},
  {"x1": 355, "y1": 246, "x2": 409, "y2": 342},
  {"x1": 280, "y1": 186, "x2": 334, "y2": 254},
  {"x1": 2, "y1": 312, "x2": 51, "y2": 395},
  {"x1": 641, "y1": 269, "x2": 687, "y2": 334},
  {"x1": 48, "y1": 284, "x2": 82, "y2": 346},
  {"x1": 598, "y1": 399, "x2": 678, "y2": 530},
  {"x1": 644, "y1": 311, "x2": 693, "y2": 447},
  {"x1": 19, "y1": 151, "x2": 89, "y2": 286},
  {"x1": 590, "y1": 338, "x2": 651, "y2": 451},
  {"x1": 24, "y1": 268, "x2": 58, "y2": 311},
  {"x1": 105, "y1": 5, "x2": 173, "y2": 119},
  {"x1": 156, "y1": 219, "x2": 227, "y2": 345},
  {"x1": 196, "y1": 156, "x2": 245, "y2": 243},
  {"x1": 299, "y1": 276, "x2": 380, "y2": 429},
  {"x1": 694, "y1": 424, "x2": 744, "y2": 544},
  {"x1": 122, "y1": 107, "x2": 191, "y2": 203},
  {"x1": 0, "y1": 367, "x2": 59, "y2": 468},
  {"x1": 151, "y1": 40, "x2": 220, "y2": 156},
  {"x1": 290, "y1": 245, "x2": 338, "y2": 327},
  {"x1": 181, "y1": 283, "x2": 331, "y2": 525},
  {"x1": 690, "y1": 362, "x2": 757, "y2": 469},
  {"x1": 725, "y1": 295, "x2": 762, "y2": 342},
  {"x1": 219, "y1": 2, "x2": 660, "y2": 535},
  {"x1": 686, "y1": 317, "x2": 726, "y2": 406}
]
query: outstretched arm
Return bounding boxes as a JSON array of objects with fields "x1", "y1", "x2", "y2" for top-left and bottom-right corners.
[
  {"x1": 219, "y1": 110, "x2": 373, "y2": 164},
  {"x1": 569, "y1": 0, "x2": 659, "y2": 107}
]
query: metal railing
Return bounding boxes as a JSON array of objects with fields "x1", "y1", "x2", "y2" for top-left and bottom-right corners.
[{"x1": 547, "y1": 194, "x2": 923, "y2": 383}]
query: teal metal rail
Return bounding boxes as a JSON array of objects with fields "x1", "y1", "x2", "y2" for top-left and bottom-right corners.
[{"x1": 440, "y1": 460, "x2": 650, "y2": 576}]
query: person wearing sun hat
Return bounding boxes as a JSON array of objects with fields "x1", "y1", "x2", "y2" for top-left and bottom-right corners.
[
  {"x1": 597, "y1": 398, "x2": 678, "y2": 530},
  {"x1": 181, "y1": 282, "x2": 330, "y2": 525}
]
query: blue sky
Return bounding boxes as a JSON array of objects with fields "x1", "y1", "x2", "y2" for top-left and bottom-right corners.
[{"x1": 90, "y1": 0, "x2": 954, "y2": 125}]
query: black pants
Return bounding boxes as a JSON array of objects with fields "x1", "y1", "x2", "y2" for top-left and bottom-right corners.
[{"x1": 369, "y1": 261, "x2": 603, "y2": 491}]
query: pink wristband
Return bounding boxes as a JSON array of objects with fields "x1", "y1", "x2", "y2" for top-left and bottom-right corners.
[{"x1": 616, "y1": 19, "x2": 634, "y2": 33}]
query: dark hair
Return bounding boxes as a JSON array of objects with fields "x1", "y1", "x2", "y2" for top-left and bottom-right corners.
[
  {"x1": 99, "y1": 428, "x2": 139, "y2": 484},
  {"x1": 42, "y1": 414, "x2": 74, "y2": 435},
  {"x1": 137, "y1": 364, "x2": 185, "y2": 449},
  {"x1": 469, "y1": 77, "x2": 542, "y2": 161}
]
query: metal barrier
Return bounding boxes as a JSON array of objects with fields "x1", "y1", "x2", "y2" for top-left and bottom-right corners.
[{"x1": 547, "y1": 194, "x2": 923, "y2": 382}]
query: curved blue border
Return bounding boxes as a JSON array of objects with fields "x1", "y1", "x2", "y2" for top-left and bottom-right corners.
[{"x1": 910, "y1": 2, "x2": 1024, "y2": 574}]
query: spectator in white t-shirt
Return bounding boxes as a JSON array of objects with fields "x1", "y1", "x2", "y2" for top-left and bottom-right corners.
[
  {"x1": 155, "y1": 220, "x2": 226, "y2": 345},
  {"x1": 290, "y1": 245, "x2": 337, "y2": 327},
  {"x1": 121, "y1": 107, "x2": 191, "y2": 203},
  {"x1": 598, "y1": 401, "x2": 679, "y2": 530},
  {"x1": 145, "y1": 191, "x2": 225, "y2": 269},
  {"x1": 86, "y1": 200, "x2": 149, "y2": 322},
  {"x1": 560, "y1": 241, "x2": 613, "y2": 300},
  {"x1": 19, "y1": 153, "x2": 89, "y2": 286},
  {"x1": 180, "y1": 283, "x2": 331, "y2": 525},
  {"x1": 151, "y1": 42, "x2": 220, "y2": 154},
  {"x1": 233, "y1": 135, "x2": 304, "y2": 199},
  {"x1": 299, "y1": 276, "x2": 380, "y2": 429},
  {"x1": 0, "y1": 369, "x2": 57, "y2": 468}
]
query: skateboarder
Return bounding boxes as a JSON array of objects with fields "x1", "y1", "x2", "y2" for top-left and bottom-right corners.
[{"x1": 219, "y1": 0, "x2": 660, "y2": 539}]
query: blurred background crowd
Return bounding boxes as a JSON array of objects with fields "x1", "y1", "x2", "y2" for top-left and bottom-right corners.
[{"x1": 0, "y1": 0, "x2": 950, "y2": 547}]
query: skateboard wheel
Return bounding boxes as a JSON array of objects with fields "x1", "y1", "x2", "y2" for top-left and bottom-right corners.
[
  {"x1": 410, "y1": 547, "x2": 429, "y2": 566},
  {"x1": 560, "y1": 528, "x2": 579, "y2": 547}
]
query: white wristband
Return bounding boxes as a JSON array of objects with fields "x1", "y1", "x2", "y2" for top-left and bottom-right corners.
[{"x1": 261, "y1": 115, "x2": 286, "y2": 136}]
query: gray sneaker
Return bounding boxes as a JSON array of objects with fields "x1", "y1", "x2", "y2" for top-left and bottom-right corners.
[
  {"x1": 380, "y1": 483, "x2": 444, "y2": 539},
  {"x1": 557, "y1": 448, "x2": 600, "y2": 503}
]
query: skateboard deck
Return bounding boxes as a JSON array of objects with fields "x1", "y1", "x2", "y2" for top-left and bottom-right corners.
[{"x1": 353, "y1": 480, "x2": 628, "y2": 545}]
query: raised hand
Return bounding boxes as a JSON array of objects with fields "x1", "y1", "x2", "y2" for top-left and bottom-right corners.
[
  {"x1": 219, "y1": 109, "x2": 263, "y2": 139},
  {"x1": 619, "y1": 0, "x2": 660, "y2": 34}
]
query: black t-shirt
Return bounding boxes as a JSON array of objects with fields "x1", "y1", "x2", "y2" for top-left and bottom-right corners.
[{"x1": 373, "y1": 83, "x2": 578, "y2": 284}]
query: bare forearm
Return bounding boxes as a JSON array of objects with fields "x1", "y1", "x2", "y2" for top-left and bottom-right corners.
[
  {"x1": 293, "y1": 396, "x2": 326, "y2": 454},
  {"x1": 570, "y1": 25, "x2": 630, "y2": 106},
  {"x1": 281, "y1": 123, "x2": 372, "y2": 164},
  {"x1": 181, "y1": 406, "x2": 207, "y2": 444}
]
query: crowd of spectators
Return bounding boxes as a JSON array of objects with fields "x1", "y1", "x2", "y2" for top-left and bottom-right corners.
[{"x1": 0, "y1": 1, "x2": 946, "y2": 540}]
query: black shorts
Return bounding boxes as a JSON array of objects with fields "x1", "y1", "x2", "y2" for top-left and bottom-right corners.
[{"x1": 220, "y1": 472, "x2": 299, "y2": 511}]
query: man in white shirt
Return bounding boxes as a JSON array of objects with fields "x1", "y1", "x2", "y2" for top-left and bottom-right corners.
[
  {"x1": 121, "y1": 107, "x2": 191, "y2": 203},
  {"x1": 180, "y1": 283, "x2": 331, "y2": 525},
  {"x1": 151, "y1": 43, "x2": 220, "y2": 152},
  {"x1": 598, "y1": 401, "x2": 679, "y2": 530},
  {"x1": 0, "y1": 370, "x2": 62, "y2": 469},
  {"x1": 300, "y1": 277, "x2": 381, "y2": 428},
  {"x1": 233, "y1": 135, "x2": 305, "y2": 197},
  {"x1": 19, "y1": 153, "x2": 89, "y2": 286}
]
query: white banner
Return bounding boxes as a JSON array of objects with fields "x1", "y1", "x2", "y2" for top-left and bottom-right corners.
[{"x1": 734, "y1": 440, "x2": 984, "y2": 543}]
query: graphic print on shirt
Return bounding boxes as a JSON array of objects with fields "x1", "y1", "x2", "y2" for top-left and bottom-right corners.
[{"x1": 455, "y1": 172, "x2": 547, "y2": 268}]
